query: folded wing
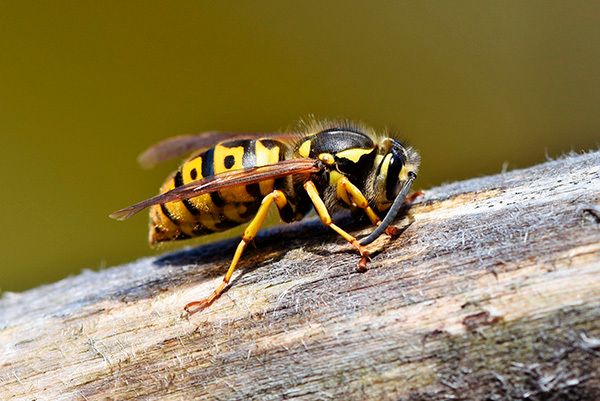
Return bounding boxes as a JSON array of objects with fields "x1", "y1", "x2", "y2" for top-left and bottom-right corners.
[{"x1": 110, "y1": 158, "x2": 321, "y2": 220}]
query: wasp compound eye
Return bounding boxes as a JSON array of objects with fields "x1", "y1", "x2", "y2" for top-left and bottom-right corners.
[{"x1": 385, "y1": 146, "x2": 407, "y2": 201}]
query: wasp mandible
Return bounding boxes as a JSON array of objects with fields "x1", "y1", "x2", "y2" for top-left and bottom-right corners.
[{"x1": 110, "y1": 119, "x2": 420, "y2": 314}]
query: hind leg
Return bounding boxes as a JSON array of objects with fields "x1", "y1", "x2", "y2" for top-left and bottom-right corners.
[{"x1": 184, "y1": 190, "x2": 289, "y2": 314}]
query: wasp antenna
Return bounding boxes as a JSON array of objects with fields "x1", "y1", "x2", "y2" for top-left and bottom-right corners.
[{"x1": 360, "y1": 172, "x2": 416, "y2": 245}]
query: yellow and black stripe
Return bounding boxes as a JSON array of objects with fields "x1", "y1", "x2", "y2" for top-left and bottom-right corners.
[{"x1": 149, "y1": 138, "x2": 288, "y2": 244}]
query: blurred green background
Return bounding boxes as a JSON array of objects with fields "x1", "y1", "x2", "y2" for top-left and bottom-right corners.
[{"x1": 1, "y1": 1, "x2": 599, "y2": 292}]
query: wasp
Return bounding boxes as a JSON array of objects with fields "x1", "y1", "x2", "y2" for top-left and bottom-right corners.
[{"x1": 110, "y1": 119, "x2": 420, "y2": 314}]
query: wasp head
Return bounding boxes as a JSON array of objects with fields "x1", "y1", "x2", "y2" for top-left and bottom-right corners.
[{"x1": 372, "y1": 139, "x2": 420, "y2": 213}]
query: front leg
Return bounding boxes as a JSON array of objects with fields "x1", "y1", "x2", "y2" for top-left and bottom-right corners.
[
  {"x1": 336, "y1": 177, "x2": 399, "y2": 237},
  {"x1": 303, "y1": 180, "x2": 370, "y2": 271}
]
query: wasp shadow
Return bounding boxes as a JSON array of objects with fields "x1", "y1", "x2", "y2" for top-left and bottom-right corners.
[
  {"x1": 149, "y1": 211, "x2": 366, "y2": 288},
  {"x1": 152, "y1": 210, "x2": 365, "y2": 269},
  {"x1": 53, "y1": 213, "x2": 376, "y2": 313},
  {"x1": 76, "y1": 211, "x2": 403, "y2": 308},
  {"x1": 151, "y1": 206, "x2": 413, "y2": 271}
]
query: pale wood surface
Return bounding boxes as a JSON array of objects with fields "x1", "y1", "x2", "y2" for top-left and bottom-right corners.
[{"x1": 1, "y1": 151, "x2": 599, "y2": 400}]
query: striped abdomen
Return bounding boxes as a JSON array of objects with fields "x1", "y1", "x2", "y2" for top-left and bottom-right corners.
[{"x1": 149, "y1": 138, "x2": 287, "y2": 244}]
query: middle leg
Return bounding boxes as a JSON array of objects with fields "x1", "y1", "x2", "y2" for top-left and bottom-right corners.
[
  {"x1": 336, "y1": 177, "x2": 400, "y2": 237},
  {"x1": 303, "y1": 180, "x2": 371, "y2": 271}
]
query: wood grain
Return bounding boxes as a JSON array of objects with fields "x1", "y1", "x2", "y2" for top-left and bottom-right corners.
[{"x1": 1, "y1": 151, "x2": 599, "y2": 400}]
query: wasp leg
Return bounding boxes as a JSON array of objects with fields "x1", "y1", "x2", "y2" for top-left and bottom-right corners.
[
  {"x1": 337, "y1": 177, "x2": 380, "y2": 225},
  {"x1": 303, "y1": 180, "x2": 370, "y2": 272},
  {"x1": 184, "y1": 190, "x2": 289, "y2": 315},
  {"x1": 337, "y1": 177, "x2": 398, "y2": 237}
]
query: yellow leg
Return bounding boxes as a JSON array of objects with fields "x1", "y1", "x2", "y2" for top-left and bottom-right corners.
[
  {"x1": 184, "y1": 190, "x2": 288, "y2": 314},
  {"x1": 304, "y1": 180, "x2": 370, "y2": 271},
  {"x1": 337, "y1": 177, "x2": 380, "y2": 225}
]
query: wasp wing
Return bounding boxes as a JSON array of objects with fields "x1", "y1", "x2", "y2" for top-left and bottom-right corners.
[
  {"x1": 110, "y1": 158, "x2": 321, "y2": 220},
  {"x1": 137, "y1": 131, "x2": 299, "y2": 169}
]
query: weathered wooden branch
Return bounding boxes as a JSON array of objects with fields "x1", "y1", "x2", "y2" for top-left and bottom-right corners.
[{"x1": 1, "y1": 151, "x2": 599, "y2": 400}]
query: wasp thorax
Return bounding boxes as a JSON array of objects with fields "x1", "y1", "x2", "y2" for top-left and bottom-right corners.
[{"x1": 373, "y1": 139, "x2": 420, "y2": 212}]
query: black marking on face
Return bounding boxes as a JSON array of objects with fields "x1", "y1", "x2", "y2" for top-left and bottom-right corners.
[
  {"x1": 376, "y1": 155, "x2": 385, "y2": 177},
  {"x1": 190, "y1": 168, "x2": 197, "y2": 180}
]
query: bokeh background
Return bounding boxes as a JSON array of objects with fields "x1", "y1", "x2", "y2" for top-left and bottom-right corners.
[{"x1": 1, "y1": 1, "x2": 599, "y2": 292}]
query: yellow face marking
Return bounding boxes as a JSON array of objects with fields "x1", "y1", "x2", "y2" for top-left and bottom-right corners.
[
  {"x1": 318, "y1": 153, "x2": 335, "y2": 165},
  {"x1": 335, "y1": 148, "x2": 373, "y2": 163},
  {"x1": 298, "y1": 140, "x2": 311, "y2": 158},
  {"x1": 372, "y1": 153, "x2": 393, "y2": 212},
  {"x1": 379, "y1": 154, "x2": 392, "y2": 178}
]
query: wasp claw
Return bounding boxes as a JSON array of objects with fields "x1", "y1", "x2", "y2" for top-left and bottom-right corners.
[
  {"x1": 384, "y1": 225, "x2": 401, "y2": 237},
  {"x1": 357, "y1": 251, "x2": 371, "y2": 272},
  {"x1": 184, "y1": 299, "x2": 211, "y2": 315}
]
